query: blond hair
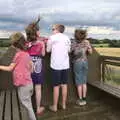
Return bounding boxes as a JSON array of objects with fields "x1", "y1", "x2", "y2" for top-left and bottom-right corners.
[
  {"x1": 53, "y1": 24, "x2": 65, "y2": 33},
  {"x1": 10, "y1": 32, "x2": 26, "y2": 50}
]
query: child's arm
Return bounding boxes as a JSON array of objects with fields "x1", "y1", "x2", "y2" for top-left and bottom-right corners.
[
  {"x1": 85, "y1": 40, "x2": 92, "y2": 55},
  {"x1": 87, "y1": 46, "x2": 92, "y2": 55},
  {"x1": 46, "y1": 38, "x2": 52, "y2": 52},
  {"x1": 29, "y1": 61, "x2": 34, "y2": 73},
  {"x1": 41, "y1": 41, "x2": 45, "y2": 56},
  {"x1": 68, "y1": 39, "x2": 71, "y2": 53},
  {"x1": 0, "y1": 63, "x2": 16, "y2": 72}
]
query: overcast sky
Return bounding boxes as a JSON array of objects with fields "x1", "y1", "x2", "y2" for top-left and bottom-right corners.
[{"x1": 0, "y1": 0, "x2": 120, "y2": 39}]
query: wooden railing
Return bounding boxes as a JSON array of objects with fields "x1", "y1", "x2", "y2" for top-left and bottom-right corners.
[
  {"x1": 100, "y1": 56, "x2": 120, "y2": 82},
  {"x1": 88, "y1": 55, "x2": 120, "y2": 98}
]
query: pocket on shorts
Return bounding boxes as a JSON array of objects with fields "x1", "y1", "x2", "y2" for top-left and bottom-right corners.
[{"x1": 83, "y1": 61, "x2": 88, "y2": 70}]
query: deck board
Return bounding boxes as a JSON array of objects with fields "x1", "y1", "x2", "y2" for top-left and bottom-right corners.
[
  {"x1": 4, "y1": 90, "x2": 11, "y2": 120},
  {"x1": 88, "y1": 80, "x2": 120, "y2": 98},
  {"x1": 0, "y1": 91, "x2": 5, "y2": 120},
  {"x1": 12, "y1": 89, "x2": 20, "y2": 120}
]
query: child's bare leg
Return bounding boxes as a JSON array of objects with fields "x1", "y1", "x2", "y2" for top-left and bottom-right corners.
[
  {"x1": 35, "y1": 84, "x2": 44, "y2": 113},
  {"x1": 50, "y1": 85, "x2": 60, "y2": 112},
  {"x1": 61, "y1": 84, "x2": 67, "y2": 109},
  {"x1": 83, "y1": 84, "x2": 87, "y2": 98},
  {"x1": 77, "y1": 84, "x2": 82, "y2": 99}
]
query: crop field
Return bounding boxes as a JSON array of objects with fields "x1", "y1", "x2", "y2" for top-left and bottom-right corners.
[{"x1": 95, "y1": 48, "x2": 120, "y2": 57}]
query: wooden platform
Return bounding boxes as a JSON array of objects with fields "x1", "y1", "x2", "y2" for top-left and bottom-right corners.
[{"x1": 0, "y1": 89, "x2": 28, "y2": 120}]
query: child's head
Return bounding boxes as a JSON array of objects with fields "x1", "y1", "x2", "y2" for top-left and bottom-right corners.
[
  {"x1": 74, "y1": 29, "x2": 87, "y2": 41},
  {"x1": 10, "y1": 32, "x2": 26, "y2": 50},
  {"x1": 25, "y1": 21, "x2": 39, "y2": 42},
  {"x1": 52, "y1": 24, "x2": 65, "y2": 33}
]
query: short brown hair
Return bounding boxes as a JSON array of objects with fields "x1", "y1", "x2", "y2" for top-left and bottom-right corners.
[
  {"x1": 10, "y1": 32, "x2": 26, "y2": 50},
  {"x1": 74, "y1": 29, "x2": 87, "y2": 41},
  {"x1": 53, "y1": 24, "x2": 65, "y2": 33}
]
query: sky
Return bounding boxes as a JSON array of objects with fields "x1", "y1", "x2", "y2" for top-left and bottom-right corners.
[{"x1": 0, "y1": 0, "x2": 120, "y2": 39}]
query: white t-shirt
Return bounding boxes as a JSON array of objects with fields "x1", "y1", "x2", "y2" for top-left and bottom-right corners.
[{"x1": 47, "y1": 33, "x2": 71, "y2": 70}]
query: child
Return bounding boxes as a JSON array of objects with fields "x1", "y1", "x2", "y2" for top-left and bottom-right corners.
[
  {"x1": 0, "y1": 32, "x2": 36, "y2": 120},
  {"x1": 47, "y1": 24, "x2": 71, "y2": 112},
  {"x1": 25, "y1": 20, "x2": 45, "y2": 115},
  {"x1": 71, "y1": 29, "x2": 92, "y2": 106}
]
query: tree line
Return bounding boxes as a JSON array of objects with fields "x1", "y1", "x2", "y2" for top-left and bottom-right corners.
[
  {"x1": 0, "y1": 38, "x2": 120, "y2": 47},
  {"x1": 87, "y1": 38, "x2": 120, "y2": 47}
]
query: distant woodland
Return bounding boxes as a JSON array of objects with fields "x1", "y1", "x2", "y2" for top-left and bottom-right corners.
[{"x1": 0, "y1": 38, "x2": 120, "y2": 47}]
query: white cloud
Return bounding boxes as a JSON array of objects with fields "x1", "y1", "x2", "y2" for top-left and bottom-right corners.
[
  {"x1": 0, "y1": 0, "x2": 120, "y2": 39},
  {"x1": 64, "y1": 26, "x2": 120, "y2": 39}
]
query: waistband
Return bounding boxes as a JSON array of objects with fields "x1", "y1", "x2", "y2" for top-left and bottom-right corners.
[{"x1": 30, "y1": 55, "x2": 43, "y2": 58}]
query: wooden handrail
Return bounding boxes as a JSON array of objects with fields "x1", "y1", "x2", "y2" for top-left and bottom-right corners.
[
  {"x1": 101, "y1": 55, "x2": 120, "y2": 61},
  {"x1": 100, "y1": 55, "x2": 120, "y2": 82},
  {"x1": 104, "y1": 60, "x2": 120, "y2": 66}
]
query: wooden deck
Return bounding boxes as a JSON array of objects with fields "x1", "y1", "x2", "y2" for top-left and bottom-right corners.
[
  {"x1": 37, "y1": 85, "x2": 120, "y2": 120},
  {"x1": 0, "y1": 89, "x2": 28, "y2": 120}
]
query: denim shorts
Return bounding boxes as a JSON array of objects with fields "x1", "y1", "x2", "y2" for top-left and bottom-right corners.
[
  {"x1": 51, "y1": 68, "x2": 69, "y2": 86},
  {"x1": 73, "y1": 60, "x2": 88, "y2": 85}
]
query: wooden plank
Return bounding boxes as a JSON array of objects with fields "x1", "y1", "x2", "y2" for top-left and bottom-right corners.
[
  {"x1": 102, "y1": 61, "x2": 105, "y2": 82},
  {"x1": 0, "y1": 91, "x2": 5, "y2": 120},
  {"x1": 12, "y1": 89, "x2": 20, "y2": 120},
  {"x1": 101, "y1": 56, "x2": 120, "y2": 61},
  {"x1": 104, "y1": 61, "x2": 120, "y2": 66},
  {"x1": 4, "y1": 90, "x2": 11, "y2": 120},
  {"x1": 88, "y1": 81, "x2": 120, "y2": 98}
]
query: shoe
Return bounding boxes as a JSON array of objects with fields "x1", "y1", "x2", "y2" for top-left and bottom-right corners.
[
  {"x1": 82, "y1": 100, "x2": 87, "y2": 105},
  {"x1": 76, "y1": 99, "x2": 85, "y2": 106},
  {"x1": 62, "y1": 104, "x2": 66, "y2": 110},
  {"x1": 36, "y1": 107, "x2": 45, "y2": 116},
  {"x1": 49, "y1": 105, "x2": 57, "y2": 112}
]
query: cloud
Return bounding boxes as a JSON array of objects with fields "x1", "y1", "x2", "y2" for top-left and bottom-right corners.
[{"x1": 0, "y1": 0, "x2": 120, "y2": 39}]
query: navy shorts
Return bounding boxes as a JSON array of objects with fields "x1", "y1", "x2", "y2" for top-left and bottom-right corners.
[
  {"x1": 31, "y1": 56, "x2": 44, "y2": 85},
  {"x1": 51, "y1": 68, "x2": 69, "y2": 86}
]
